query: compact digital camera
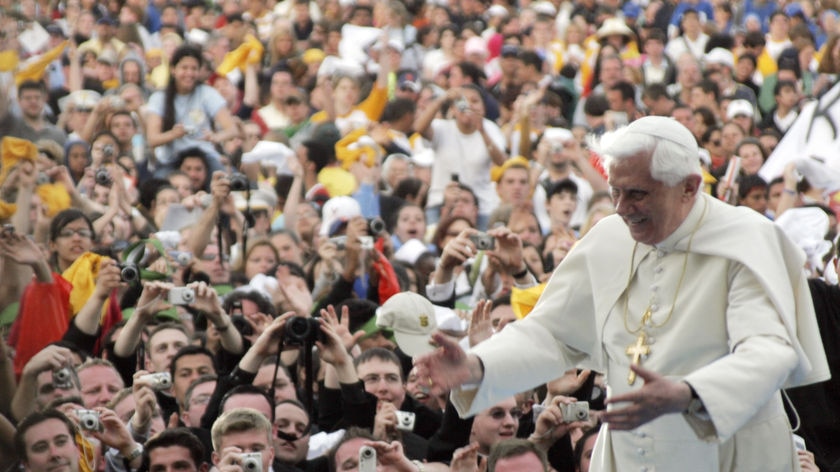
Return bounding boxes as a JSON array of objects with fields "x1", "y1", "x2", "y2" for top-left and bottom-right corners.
[
  {"x1": 240, "y1": 452, "x2": 262, "y2": 472},
  {"x1": 560, "y1": 401, "x2": 590, "y2": 422},
  {"x1": 76, "y1": 409, "x2": 102, "y2": 431},
  {"x1": 469, "y1": 233, "x2": 496, "y2": 251},
  {"x1": 395, "y1": 411, "x2": 416, "y2": 431},
  {"x1": 168, "y1": 287, "x2": 196, "y2": 305},
  {"x1": 138, "y1": 372, "x2": 172, "y2": 391},
  {"x1": 359, "y1": 446, "x2": 376, "y2": 472},
  {"x1": 53, "y1": 367, "x2": 74, "y2": 390}
]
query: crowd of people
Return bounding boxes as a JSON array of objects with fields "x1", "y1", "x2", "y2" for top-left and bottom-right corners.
[{"x1": 2, "y1": 0, "x2": 840, "y2": 470}]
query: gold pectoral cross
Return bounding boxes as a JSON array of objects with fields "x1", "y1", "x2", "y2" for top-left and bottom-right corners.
[{"x1": 625, "y1": 332, "x2": 651, "y2": 385}]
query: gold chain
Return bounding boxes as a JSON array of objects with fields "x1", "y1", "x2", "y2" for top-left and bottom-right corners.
[{"x1": 622, "y1": 198, "x2": 708, "y2": 335}]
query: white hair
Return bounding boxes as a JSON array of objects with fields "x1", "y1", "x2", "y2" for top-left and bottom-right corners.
[{"x1": 590, "y1": 117, "x2": 702, "y2": 187}]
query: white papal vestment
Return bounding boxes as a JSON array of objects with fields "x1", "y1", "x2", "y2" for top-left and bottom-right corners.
[{"x1": 451, "y1": 193, "x2": 830, "y2": 471}]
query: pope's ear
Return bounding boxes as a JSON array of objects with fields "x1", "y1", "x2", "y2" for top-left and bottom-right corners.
[{"x1": 683, "y1": 174, "x2": 702, "y2": 197}]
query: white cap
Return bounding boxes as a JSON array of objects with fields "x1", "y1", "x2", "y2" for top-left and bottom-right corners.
[
  {"x1": 726, "y1": 99, "x2": 754, "y2": 120},
  {"x1": 375, "y1": 293, "x2": 438, "y2": 357},
  {"x1": 704, "y1": 48, "x2": 734, "y2": 69},
  {"x1": 394, "y1": 239, "x2": 429, "y2": 265},
  {"x1": 242, "y1": 141, "x2": 296, "y2": 174},
  {"x1": 319, "y1": 196, "x2": 362, "y2": 236}
]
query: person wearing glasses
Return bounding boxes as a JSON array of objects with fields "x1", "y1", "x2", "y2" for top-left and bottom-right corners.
[{"x1": 0, "y1": 209, "x2": 123, "y2": 376}]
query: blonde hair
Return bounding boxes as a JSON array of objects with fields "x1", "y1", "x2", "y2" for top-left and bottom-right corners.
[{"x1": 211, "y1": 408, "x2": 273, "y2": 451}]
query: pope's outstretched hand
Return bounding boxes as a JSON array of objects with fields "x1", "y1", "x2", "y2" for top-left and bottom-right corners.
[{"x1": 413, "y1": 332, "x2": 484, "y2": 396}]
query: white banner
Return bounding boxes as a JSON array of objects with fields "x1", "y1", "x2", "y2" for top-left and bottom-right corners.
[{"x1": 759, "y1": 82, "x2": 840, "y2": 192}]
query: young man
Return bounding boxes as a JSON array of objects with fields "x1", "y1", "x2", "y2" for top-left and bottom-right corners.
[
  {"x1": 532, "y1": 127, "x2": 604, "y2": 232},
  {"x1": 488, "y1": 439, "x2": 550, "y2": 472},
  {"x1": 144, "y1": 427, "x2": 208, "y2": 472},
  {"x1": 494, "y1": 159, "x2": 531, "y2": 208},
  {"x1": 546, "y1": 180, "x2": 579, "y2": 237},
  {"x1": 15, "y1": 410, "x2": 80, "y2": 472},
  {"x1": 758, "y1": 80, "x2": 800, "y2": 136},
  {"x1": 211, "y1": 408, "x2": 275, "y2": 472},
  {"x1": 415, "y1": 84, "x2": 506, "y2": 228},
  {"x1": 737, "y1": 174, "x2": 770, "y2": 216},
  {"x1": 171, "y1": 346, "x2": 217, "y2": 410}
]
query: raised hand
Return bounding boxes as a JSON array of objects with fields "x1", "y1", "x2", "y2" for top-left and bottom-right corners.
[
  {"x1": 320, "y1": 305, "x2": 365, "y2": 352},
  {"x1": 0, "y1": 231, "x2": 48, "y2": 267},
  {"x1": 468, "y1": 299, "x2": 493, "y2": 347},
  {"x1": 530, "y1": 395, "x2": 590, "y2": 450}
]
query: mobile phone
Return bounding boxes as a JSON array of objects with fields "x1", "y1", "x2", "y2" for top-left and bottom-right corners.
[{"x1": 451, "y1": 173, "x2": 459, "y2": 183}]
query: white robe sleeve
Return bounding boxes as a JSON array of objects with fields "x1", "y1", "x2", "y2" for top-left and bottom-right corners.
[{"x1": 683, "y1": 262, "x2": 798, "y2": 442}]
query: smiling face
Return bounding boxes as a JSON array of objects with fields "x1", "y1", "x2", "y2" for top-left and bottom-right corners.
[
  {"x1": 172, "y1": 56, "x2": 200, "y2": 93},
  {"x1": 22, "y1": 418, "x2": 79, "y2": 472},
  {"x1": 608, "y1": 152, "x2": 698, "y2": 246},
  {"x1": 737, "y1": 142, "x2": 764, "y2": 175},
  {"x1": 356, "y1": 358, "x2": 406, "y2": 407},
  {"x1": 470, "y1": 397, "x2": 520, "y2": 454}
]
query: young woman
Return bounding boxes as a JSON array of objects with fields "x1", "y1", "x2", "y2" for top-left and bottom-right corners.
[{"x1": 146, "y1": 45, "x2": 239, "y2": 177}]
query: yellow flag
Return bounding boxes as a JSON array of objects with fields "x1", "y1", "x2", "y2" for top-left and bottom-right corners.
[
  {"x1": 63, "y1": 252, "x2": 106, "y2": 315},
  {"x1": 15, "y1": 40, "x2": 69, "y2": 85}
]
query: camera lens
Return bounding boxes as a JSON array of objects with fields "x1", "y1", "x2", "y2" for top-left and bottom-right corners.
[
  {"x1": 368, "y1": 217, "x2": 386, "y2": 235},
  {"x1": 120, "y1": 263, "x2": 139, "y2": 283},
  {"x1": 229, "y1": 173, "x2": 250, "y2": 191}
]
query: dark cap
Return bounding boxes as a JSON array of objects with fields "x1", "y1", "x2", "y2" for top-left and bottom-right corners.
[
  {"x1": 46, "y1": 24, "x2": 66, "y2": 37},
  {"x1": 501, "y1": 44, "x2": 520, "y2": 58},
  {"x1": 398, "y1": 71, "x2": 420, "y2": 93},
  {"x1": 96, "y1": 16, "x2": 118, "y2": 26}
]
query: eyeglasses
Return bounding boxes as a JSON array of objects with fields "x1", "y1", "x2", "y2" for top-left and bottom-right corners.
[
  {"x1": 487, "y1": 407, "x2": 524, "y2": 421},
  {"x1": 199, "y1": 252, "x2": 230, "y2": 261},
  {"x1": 189, "y1": 394, "x2": 212, "y2": 406},
  {"x1": 58, "y1": 228, "x2": 93, "y2": 239}
]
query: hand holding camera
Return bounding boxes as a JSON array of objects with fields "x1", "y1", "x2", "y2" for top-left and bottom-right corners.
[
  {"x1": 530, "y1": 395, "x2": 591, "y2": 448},
  {"x1": 137, "y1": 372, "x2": 172, "y2": 391},
  {"x1": 483, "y1": 226, "x2": 526, "y2": 276},
  {"x1": 239, "y1": 452, "x2": 263, "y2": 472},
  {"x1": 95, "y1": 259, "x2": 126, "y2": 299},
  {"x1": 134, "y1": 281, "x2": 175, "y2": 319}
]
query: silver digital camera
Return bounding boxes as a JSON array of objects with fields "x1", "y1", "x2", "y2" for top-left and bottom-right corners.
[
  {"x1": 138, "y1": 372, "x2": 172, "y2": 391},
  {"x1": 359, "y1": 446, "x2": 377, "y2": 472},
  {"x1": 560, "y1": 401, "x2": 590, "y2": 422},
  {"x1": 168, "y1": 287, "x2": 195, "y2": 305},
  {"x1": 76, "y1": 409, "x2": 102, "y2": 431},
  {"x1": 394, "y1": 410, "x2": 416, "y2": 431},
  {"x1": 455, "y1": 98, "x2": 469, "y2": 113},
  {"x1": 469, "y1": 233, "x2": 496, "y2": 251},
  {"x1": 240, "y1": 452, "x2": 262, "y2": 472},
  {"x1": 53, "y1": 367, "x2": 74, "y2": 390}
]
